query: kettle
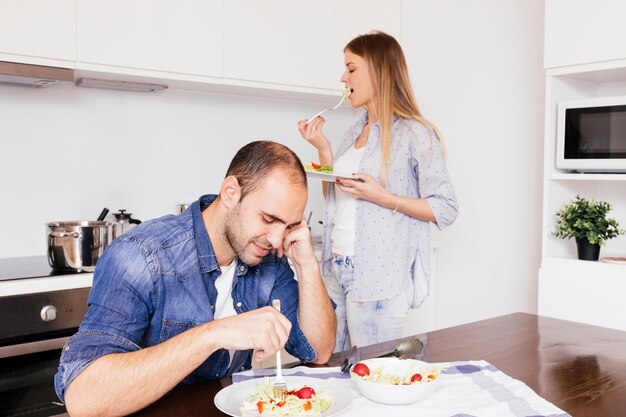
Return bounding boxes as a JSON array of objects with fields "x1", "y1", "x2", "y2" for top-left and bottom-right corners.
[{"x1": 112, "y1": 209, "x2": 142, "y2": 236}]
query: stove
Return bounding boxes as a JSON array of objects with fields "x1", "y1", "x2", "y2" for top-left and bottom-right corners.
[{"x1": 0, "y1": 256, "x2": 93, "y2": 417}]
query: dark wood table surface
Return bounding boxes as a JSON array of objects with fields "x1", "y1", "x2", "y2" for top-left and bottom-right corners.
[{"x1": 131, "y1": 313, "x2": 626, "y2": 417}]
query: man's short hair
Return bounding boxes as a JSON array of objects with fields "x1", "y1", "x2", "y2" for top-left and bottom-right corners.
[{"x1": 225, "y1": 141, "x2": 307, "y2": 200}]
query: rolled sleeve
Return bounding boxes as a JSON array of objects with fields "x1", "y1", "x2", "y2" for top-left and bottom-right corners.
[
  {"x1": 54, "y1": 238, "x2": 154, "y2": 402},
  {"x1": 413, "y1": 125, "x2": 459, "y2": 230}
]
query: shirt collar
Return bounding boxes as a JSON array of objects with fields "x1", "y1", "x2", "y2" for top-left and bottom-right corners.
[
  {"x1": 192, "y1": 194, "x2": 220, "y2": 273},
  {"x1": 192, "y1": 194, "x2": 250, "y2": 276}
]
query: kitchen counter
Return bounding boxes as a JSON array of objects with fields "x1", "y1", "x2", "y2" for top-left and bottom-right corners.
[{"x1": 0, "y1": 256, "x2": 93, "y2": 297}]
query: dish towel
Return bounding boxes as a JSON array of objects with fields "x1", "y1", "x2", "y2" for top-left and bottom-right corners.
[{"x1": 232, "y1": 360, "x2": 572, "y2": 417}]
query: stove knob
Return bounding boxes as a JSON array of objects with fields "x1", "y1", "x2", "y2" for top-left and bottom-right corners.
[{"x1": 40, "y1": 305, "x2": 57, "y2": 322}]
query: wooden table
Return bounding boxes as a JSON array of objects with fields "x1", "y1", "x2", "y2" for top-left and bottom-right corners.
[{"x1": 131, "y1": 313, "x2": 626, "y2": 417}]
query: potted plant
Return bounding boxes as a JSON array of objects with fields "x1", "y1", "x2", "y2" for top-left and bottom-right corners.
[{"x1": 553, "y1": 195, "x2": 624, "y2": 261}]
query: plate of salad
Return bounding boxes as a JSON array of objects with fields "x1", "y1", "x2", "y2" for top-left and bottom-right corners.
[
  {"x1": 214, "y1": 375, "x2": 352, "y2": 417},
  {"x1": 304, "y1": 162, "x2": 359, "y2": 183}
]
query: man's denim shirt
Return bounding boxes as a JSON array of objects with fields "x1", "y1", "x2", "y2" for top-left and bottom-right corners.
[{"x1": 55, "y1": 194, "x2": 317, "y2": 403}]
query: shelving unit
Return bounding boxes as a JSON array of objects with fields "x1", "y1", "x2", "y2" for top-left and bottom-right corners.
[{"x1": 539, "y1": 60, "x2": 626, "y2": 331}]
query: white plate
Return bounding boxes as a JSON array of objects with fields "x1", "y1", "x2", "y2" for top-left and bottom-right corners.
[
  {"x1": 214, "y1": 375, "x2": 352, "y2": 417},
  {"x1": 305, "y1": 171, "x2": 360, "y2": 182}
]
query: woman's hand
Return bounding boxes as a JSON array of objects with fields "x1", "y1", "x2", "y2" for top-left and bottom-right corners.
[
  {"x1": 297, "y1": 117, "x2": 331, "y2": 152},
  {"x1": 336, "y1": 173, "x2": 393, "y2": 207}
]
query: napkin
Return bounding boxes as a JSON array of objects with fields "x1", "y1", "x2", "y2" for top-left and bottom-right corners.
[{"x1": 232, "y1": 360, "x2": 572, "y2": 417}]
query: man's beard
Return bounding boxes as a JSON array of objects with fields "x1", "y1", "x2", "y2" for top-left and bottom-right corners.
[{"x1": 224, "y1": 203, "x2": 270, "y2": 266}]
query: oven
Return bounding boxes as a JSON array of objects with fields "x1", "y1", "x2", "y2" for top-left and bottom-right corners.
[{"x1": 0, "y1": 257, "x2": 91, "y2": 417}]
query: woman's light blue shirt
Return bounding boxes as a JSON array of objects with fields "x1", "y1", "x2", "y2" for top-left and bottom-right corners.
[{"x1": 321, "y1": 114, "x2": 459, "y2": 307}]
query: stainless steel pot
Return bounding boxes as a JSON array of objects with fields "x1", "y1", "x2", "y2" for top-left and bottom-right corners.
[{"x1": 47, "y1": 221, "x2": 115, "y2": 271}]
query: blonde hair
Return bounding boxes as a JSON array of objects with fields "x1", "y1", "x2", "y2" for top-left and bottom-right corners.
[{"x1": 345, "y1": 31, "x2": 446, "y2": 184}]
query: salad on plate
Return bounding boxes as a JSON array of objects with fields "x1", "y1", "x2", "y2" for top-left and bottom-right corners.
[{"x1": 241, "y1": 378, "x2": 332, "y2": 417}]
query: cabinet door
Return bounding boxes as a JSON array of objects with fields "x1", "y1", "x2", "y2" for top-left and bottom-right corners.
[
  {"x1": 0, "y1": 0, "x2": 75, "y2": 63},
  {"x1": 76, "y1": 0, "x2": 222, "y2": 77},
  {"x1": 333, "y1": 0, "x2": 401, "y2": 75},
  {"x1": 545, "y1": 0, "x2": 626, "y2": 68},
  {"x1": 223, "y1": 0, "x2": 335, "y2": 90}
]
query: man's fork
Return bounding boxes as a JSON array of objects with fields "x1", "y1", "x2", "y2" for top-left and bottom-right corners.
[
  {"x1": 272, "y1": 299, "x2": 287, "y2": 400},
  {"x1": 305, "y1": 88, "x2": 351, "y2": 124}
]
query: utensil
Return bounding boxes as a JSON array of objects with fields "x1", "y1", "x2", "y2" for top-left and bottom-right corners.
[
  {"x1": 304, "y1": 88, "x2": 351, "y2": 124},
  {"x1": 97, "y1": 208, "x2": 109, "y2": 221},
  {"x1": 271, "y1": 299, "x2": 287, "y2": 400},
  {"x1": 379, "y1": 338, "x2": 424, "y2": 359},
  {"x1": 340, "y1": 345, "x2": 359, "y2": 373},
  {"x1": 340, "y1": 338, "x2": 424, "y2": 373}
]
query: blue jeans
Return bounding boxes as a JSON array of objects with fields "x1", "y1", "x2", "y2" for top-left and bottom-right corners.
[{"x1": 325, "y1": 255, "x2": 412, "y2": 352}]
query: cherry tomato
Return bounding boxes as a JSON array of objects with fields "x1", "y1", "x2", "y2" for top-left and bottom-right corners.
[
  {"x1": 410, "y1": 373, "x2": 423, "y2": 382},
  {"x1": 352, "y1": 362, "x2": 370, "y2": 377},
  {"x1": 295, "y1": 386, "x2": 316, "y2": 399}
]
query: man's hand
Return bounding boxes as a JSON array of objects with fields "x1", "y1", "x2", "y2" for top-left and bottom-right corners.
[
  {"x1": 209, "y1": 306, "x2": 292, "y2": 361},
  {"x1": 281, "y1": 221, "x2": 317, "y2": 269}
]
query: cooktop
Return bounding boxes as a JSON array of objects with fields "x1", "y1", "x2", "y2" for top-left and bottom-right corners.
[{"x1": 0, "y1": 256, "x2": 84, "y2": 282}]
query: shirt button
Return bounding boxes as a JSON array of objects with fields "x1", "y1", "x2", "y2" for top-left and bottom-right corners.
[
  {"x1": 240, "y1": 366, "x2": 245, "y2": 371},
  {"x1": 64, "y1": 345, "x2": 70, "y2": 351},
  {"x1": 239, "y1": 266, "x2": 245, "y2": 271},
  {"x1": 236, "y1": 302, "x2": 242, "y2": 307},
  {"x1": 211, "y1": 305, "x2": 215, "y2": 310}
]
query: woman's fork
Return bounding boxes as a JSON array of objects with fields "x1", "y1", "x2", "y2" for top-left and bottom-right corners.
[
  {"x1": 305, "y1": 88, "x2": 351, "y2": 124},
  {"x1": 271, "y1": 299, "x2": 287, "y2": 400}
]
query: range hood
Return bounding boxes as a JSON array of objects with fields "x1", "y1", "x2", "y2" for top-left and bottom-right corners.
[{"x1": 0, "y1": 61, "x2": 74, "y2": 87}]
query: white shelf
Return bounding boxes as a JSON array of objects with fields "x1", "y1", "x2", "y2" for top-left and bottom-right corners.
[
  {"x1": 541, "y1": 256, "x2": 626, "y2": 276},
  {"x1": 548, "y1": 173, "x2": 626, "y2": 181}
]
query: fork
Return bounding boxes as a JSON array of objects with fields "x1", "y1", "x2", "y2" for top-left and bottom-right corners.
[
  {"x1": 305, "y1": 88, "x2": 351, "y2": 124},
  {"x1": 271, "y1": 299, "x2": 287, "y2": 400}
]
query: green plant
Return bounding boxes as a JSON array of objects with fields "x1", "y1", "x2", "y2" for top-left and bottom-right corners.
[{"x1": 553, "y1": 195, "x2": 624, "y2": 246}]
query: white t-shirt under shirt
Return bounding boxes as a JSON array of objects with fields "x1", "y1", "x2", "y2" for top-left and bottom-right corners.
[
  {"x1": 331, "y1": 144, "x2": 365, "y2": 256},
  {"x1": 215, "y1": 259, "x2": 237, "y2": 363}
]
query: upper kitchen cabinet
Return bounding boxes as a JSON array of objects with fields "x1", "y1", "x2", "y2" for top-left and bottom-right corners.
[
  {"x1": 544, "y1": 0, "x2": 626, "y2": 68},
  {"x1": 223, "y1": 0, "x2": 336, "y2": 92},
  {"x1": 333, "y1": 0, "x2": 401, "y2": 73},
  {"x1": 76, "y1": 0, "x2": 223, "y2": 78},
  {"x1": 0, "y1": 0, "x2": 76, "y2": 66}
]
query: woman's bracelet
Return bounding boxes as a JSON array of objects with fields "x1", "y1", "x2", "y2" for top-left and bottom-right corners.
[{"x1": 392, "y1": 194, "x2": 400, "y2": 213}]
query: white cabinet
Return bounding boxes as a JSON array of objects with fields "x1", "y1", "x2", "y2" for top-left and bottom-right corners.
[
  {"x1": 544, "y1": 0, "x2": 626, "y2": 68},
  {"x1": 0, "y1": 0, "x2": 76, "y2": 65},
  {"x1": 541, "y1": 2, "x2": 626, "y2": 331},
  {"x1": 223, "y1": 0, "x2": 335, "y2": 91},
  {"x1": 539, "y1": 259, "x2": 626, "y2": 331},
  {"x1": 539, "y1": 63, "x2": 626, "y2": 331},
  {"x1": 76, "y1": 0, "x2": 223, "y2": 77},
  {"x1": 332, "y1": 0, "x2": 401, "y2": 79}
]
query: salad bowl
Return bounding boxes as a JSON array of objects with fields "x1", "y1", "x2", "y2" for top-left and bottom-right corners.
[{"x1": 350, "y1": 357, "x2": 441, "y2": 405}]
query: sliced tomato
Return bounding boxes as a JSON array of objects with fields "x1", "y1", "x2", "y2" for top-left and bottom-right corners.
[
  {"x1": 311, "y1": 162, "x2": 322, "y2": 169},
  {"x1": 410, "y1": 373, "x2": 423, "y2": 382},
  {"x1": 295, "y1": 386, "x2": 315, "y2": 399},
  {"x1": 352, "y1": 362, "x2": 370, "y2": 377}
]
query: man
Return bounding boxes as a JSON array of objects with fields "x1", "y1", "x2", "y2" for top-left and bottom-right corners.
[{"x1": 55, "y1": 141, "x2": 336, "y2": 416}]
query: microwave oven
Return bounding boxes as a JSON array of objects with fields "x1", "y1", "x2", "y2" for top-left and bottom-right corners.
[{"x1": 556, "y1": 95, "x2": 626, "y2": 172}]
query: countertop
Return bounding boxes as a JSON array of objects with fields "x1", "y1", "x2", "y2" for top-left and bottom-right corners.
[{"x1": 0, "y1": 256, "x2": 93, "y2": 296}]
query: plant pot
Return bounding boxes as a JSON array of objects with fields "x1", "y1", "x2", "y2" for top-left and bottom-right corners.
[{"x1": 575, "y1": 237, "x2": 600, "y2": 261}]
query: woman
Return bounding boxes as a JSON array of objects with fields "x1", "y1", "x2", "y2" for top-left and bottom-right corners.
[{"x1": 297, "y1": 31, "x2": 458, "y2": 352}]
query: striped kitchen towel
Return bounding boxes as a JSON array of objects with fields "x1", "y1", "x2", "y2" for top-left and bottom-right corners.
[{"x1": 232, "y1": 360, "x2": 571, "y2": 417}]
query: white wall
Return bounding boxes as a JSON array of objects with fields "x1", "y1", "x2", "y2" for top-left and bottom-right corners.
[
  {"x1": 401, "y1": 0, "x2": 545, "y2": 328},
  {"x1": 0, "y1": 0, "x2": 545, "y2": 330},
  {"x1": 0, "y1": 84, "x2": 356, "y2": 257}
]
